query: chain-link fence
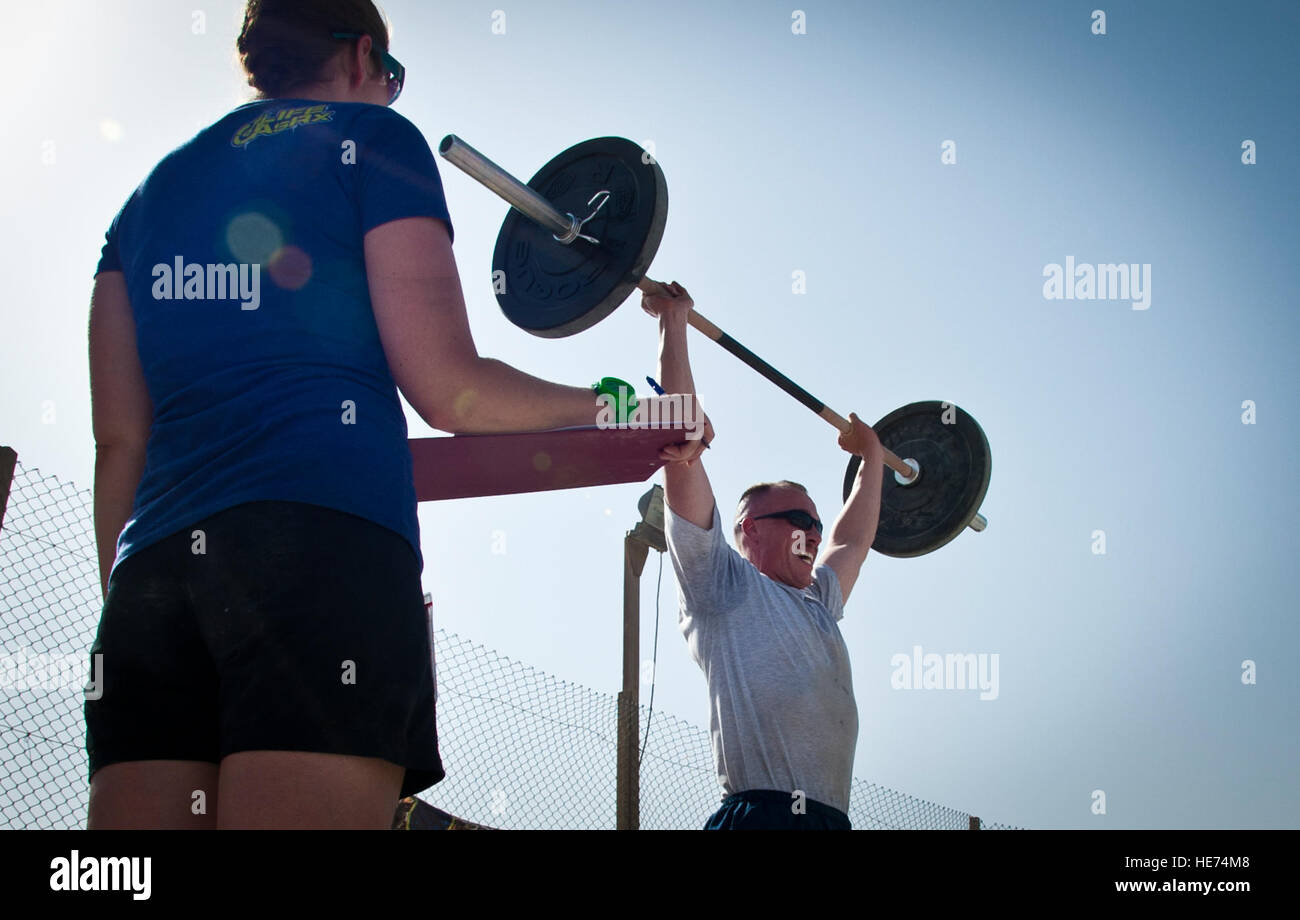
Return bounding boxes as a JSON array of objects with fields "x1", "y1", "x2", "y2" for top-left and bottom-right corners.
[{"x1": 0, "y1": 448, "x2": 1017, "y2": 829}]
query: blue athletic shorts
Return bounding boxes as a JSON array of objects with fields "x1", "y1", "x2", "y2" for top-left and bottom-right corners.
[
  {"x1": 704, "y1": 789, "x2": 852, "y2": 830},
  {"x1": 84, "y1": 500, "x2": 443, "y2": 798}
]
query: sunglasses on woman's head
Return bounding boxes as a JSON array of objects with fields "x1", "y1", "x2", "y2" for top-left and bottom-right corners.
[
  {"x1": 753, "y1": 509, "x2": 823, "y2": 534},
  {"x1": 331, "y1": 32, "x2": 405, "y2": 104}
]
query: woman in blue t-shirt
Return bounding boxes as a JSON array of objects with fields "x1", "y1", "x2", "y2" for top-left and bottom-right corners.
[{"x1": 85, "y1": 0, "x2": 704, "y2": 830}]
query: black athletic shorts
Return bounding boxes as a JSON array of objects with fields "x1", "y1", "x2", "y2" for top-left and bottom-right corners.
[
  {"x1": 704, "y1": 789, "x2": 852, "y2": 830},
  {"x1": 84, "y1": 500, "x2": 443, "y2": 799}
]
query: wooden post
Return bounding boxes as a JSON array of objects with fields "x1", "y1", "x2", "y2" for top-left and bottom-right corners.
[
  {"x1": 0, "y1": 447, "x2": 16, "y2": 533},
  {"x1": 969, "y1": 815, "x2": 981, "y2": 830},
  {"x1": 616, "y1": 534, "x2": 649, "y2": 830}
]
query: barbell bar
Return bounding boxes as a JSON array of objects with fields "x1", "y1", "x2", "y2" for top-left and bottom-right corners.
[{"x1": 438, "y1": 134, "x2": 988, "y2": 541}]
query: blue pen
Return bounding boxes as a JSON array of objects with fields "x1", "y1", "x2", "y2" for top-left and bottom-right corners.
[{"x1": 646, "y1": 376, "x2": 710, "y2": 448}]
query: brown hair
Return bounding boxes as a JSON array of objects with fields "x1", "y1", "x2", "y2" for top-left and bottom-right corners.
[
  {"x1": 734, "y1": 480, "x2": 808, "y2": 534},
  {"x1": 237, "y1": 0, "x2": 390, "y2": 98}
]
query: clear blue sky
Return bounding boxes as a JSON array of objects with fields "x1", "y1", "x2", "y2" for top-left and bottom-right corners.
[{"x1": 1, "y1": 0, "x2": 1296, "y2": 828}]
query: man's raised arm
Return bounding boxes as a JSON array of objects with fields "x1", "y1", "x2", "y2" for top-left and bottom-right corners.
[
  {"x1": 820, "y1": 414, "x2": 884, "y2": 604},
  {"x1": 642, "y1": 282, "x2": 715, "y2": 529}
]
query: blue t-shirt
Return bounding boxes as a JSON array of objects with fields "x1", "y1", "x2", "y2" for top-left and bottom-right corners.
[{"x1": 96, "y1": 99, "x2": 453, "y2": 579}]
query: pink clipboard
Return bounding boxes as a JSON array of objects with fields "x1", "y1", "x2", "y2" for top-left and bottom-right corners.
[{"x1": 409, "y1": 425, "x2": 690, "y2": 501}]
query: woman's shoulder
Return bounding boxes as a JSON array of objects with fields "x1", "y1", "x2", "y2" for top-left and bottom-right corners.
[{"x1": 340, "y1": 103, "x2": 428, "y2": 141}]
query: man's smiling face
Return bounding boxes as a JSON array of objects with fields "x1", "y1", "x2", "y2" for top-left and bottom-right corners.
[{"x1": 735, "y1": 484, "x2": 823, "y2": 590}]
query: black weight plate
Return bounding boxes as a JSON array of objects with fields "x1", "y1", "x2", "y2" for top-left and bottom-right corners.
[
  {"x1": 842, "y1": 401, "x2": 991, "y2": 558},
  {"x1": 492, "y1": 137, "x2": 667, "y2": 338}
]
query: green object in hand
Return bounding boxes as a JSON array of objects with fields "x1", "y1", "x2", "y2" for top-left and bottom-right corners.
[{"x1": 592, "y1": 376, "x2": 638, "y2": 423}]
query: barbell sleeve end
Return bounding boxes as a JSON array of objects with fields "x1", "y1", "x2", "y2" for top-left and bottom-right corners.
[{"x1": 438, "y1": 134, "x2": 576, "y2": 240}]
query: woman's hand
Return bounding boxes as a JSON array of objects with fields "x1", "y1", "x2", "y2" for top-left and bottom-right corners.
[{"x1": 658, "y1": 405, "x2": 714, "y2": 466}]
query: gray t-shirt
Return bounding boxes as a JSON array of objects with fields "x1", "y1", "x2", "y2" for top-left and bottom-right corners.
[{"x1": 665, "y1": 502, "x2": 859, "y2": 813}]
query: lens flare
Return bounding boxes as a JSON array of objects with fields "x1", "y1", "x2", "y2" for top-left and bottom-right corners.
[
  {"x1": 225, "y1": 212, "x2": 282, "y2": 264},
  {"x1": 268, "y1": 245, "x2": 312, "y2": 290}
]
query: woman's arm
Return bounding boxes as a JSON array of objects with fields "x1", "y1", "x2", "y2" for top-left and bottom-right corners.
[
  {"x1": 88, "y1": 271, "x2": 153, "y2": 598},
  {"x1": 365, "y1": 217, "x2": 600, "y2": 433}
]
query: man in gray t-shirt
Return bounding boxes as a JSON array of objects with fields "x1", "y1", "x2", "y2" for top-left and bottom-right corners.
[{"x1": 643, "y1": 281, "x2": 885, "y2": 830}]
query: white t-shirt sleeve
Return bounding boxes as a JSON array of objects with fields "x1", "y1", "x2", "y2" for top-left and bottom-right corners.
[
  {"x1": 810, "y1": 563, "x2": 846, "y2": 621},
  {"x1": 663, "y1": 502, "x2": 750, "y2": 615}
]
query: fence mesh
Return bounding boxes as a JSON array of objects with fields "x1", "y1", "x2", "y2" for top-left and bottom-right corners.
[{"x1": 0, "y1": 452, "x2": 1018, "y2": 829}]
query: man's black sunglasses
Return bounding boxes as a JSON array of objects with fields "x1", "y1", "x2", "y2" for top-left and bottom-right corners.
[{"x1": 753, "y1": 509, "x2": 823, "y2": 534}]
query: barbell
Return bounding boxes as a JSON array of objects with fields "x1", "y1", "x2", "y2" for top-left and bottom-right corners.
[{"x1": 437, "y1": 135, "x2": 990, "y2": 557}]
